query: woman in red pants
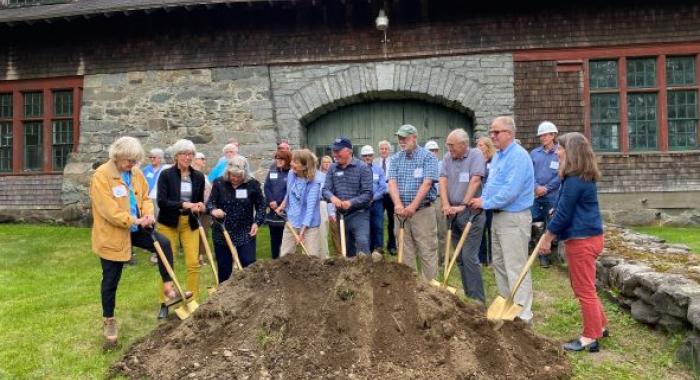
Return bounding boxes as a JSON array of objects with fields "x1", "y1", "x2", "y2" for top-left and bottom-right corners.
[{"x1": 539, "y1": 132, "x2": 606, "y2": 352}]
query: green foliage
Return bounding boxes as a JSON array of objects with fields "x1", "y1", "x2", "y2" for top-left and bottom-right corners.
[{"x1": 633, "y1": 226, "x2": 700, "y2": 254}]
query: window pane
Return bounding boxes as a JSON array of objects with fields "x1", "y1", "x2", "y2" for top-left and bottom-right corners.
[
  {"x1": 627, "y1": 93, "x2": 658, "y2": 150},
  {"x1": 627, "y1": 58, "x2": 657, "y2": 88},
  {"x1": 23, "y1": 121, "x2": 42, "y2": 171},
  {"x1": 668, "y1": 90, "x2": 699, "y2": 150},
  {"x1": 53, "y1": 90, "x2": 73, "y2": 117},
  {"x1": 590, "y1": 60, "x2": 618, "y2": 89},
  {"x1": 667, "y1": 56, "x2": 696, "y2": 86},
  {"x1": 52, "y1": 120, "x2": 73, "y2": 170},
  {"x1": 590, "y1": 93, "x2": 620, "y2": 151},
  {"x1": 23, "y1": 92, "x2": 43, "y2": 118},
  {"x1": 0, "y1": 122, "x2": 12, "y2": 172},
  {"x1": 0, "y1": 93, "x2": 12, "y2": 119}
]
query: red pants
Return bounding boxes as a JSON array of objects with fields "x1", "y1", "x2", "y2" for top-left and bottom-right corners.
[{"x1": 565, "y1": 234, "x2": 607, "y2": 339}]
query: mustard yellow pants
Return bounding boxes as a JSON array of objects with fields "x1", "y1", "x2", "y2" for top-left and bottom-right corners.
[{"x1": 157, "y1": 215, "x2": 200, "y2": 301}]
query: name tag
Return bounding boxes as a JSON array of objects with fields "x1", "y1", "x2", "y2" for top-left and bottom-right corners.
[
  {"x1": 270, "y1": 172, "x2": 278, "y2": 180},
  {"x1": 549, "y1": 161, "x2": 560, "y2": 170},
  {"x1": 336, "y1": 171, "x2": 344, "y2": 177},
  {"x1": 413, "y1": 168, "x2": 423, "y2": 178},
  {"x1": 180, "y1": 182, "x2": 192, "y2": 194},
  {"x1": 236, "y1": 189, "x2": 248, "y2": 199},
  {"x1": 373, "y1": 173, "x2": 379, "y2": 181},
  {"x1": 459, "y1": 171, "x2": 470, "y2": 183},
  {"x1": 146, "y1": 172, "x2": 154, "y2": 178},
  {"x1": 112, "y1": 185, "x2": 127, "y2": 198}
]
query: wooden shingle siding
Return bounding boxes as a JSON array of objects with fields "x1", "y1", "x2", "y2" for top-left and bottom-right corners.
[{"x1": 0, "y1": 174, "x2": 62, "y2": 209}]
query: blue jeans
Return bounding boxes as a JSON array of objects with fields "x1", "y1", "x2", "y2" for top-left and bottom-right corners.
[
  {"x1": 531, "y1": 197, "x2": 554, "y2": 224},
  {"x1": 452, "y1": 210, "x2": 486, "y2": 303},
  {"x1": 214, "y1": 238, "x2": 256, "y2": 283},
  {"x1": 342, "y1": 209, "x2": 370, "y2": 257},
  {"x1": 369, "y1": 200, "x2": 384, "y2": 252}
]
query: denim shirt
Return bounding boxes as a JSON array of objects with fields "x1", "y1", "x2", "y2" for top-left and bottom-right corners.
[
  {"x1": 531, "y1": 144, "x2": 561, "y2": 201},
  {"x1": 286, "y1": 172, "x2": 321, "y2": 229},
  {"x1": 482, "y1": 141, "x2": 534, "y2": 212},
  {"x1": 547, "y1": 176, "x2": 603, "y2": 240},
  {"x1": 369, "y1": 163, "x2": 387, "y2": 201}
]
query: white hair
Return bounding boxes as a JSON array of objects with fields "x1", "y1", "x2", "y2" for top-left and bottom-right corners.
[
  {"x1": 222, "y1": 143, "x2": 238, "y2": 154},
  {"x1": 224, "y1": 156, "x2": 251, "y2": 181},
  {"x1": 377, "y1": 140, "x2": 393, "y2": 151},
  {"x1": 170, "y1": 139, "x2": 196, "y2": 156},
  {"x1": 448, "y1": 128, "x2": 470, "y2": 145},
  {"x1": 109, "y1": 136, "x2": 144, "y2": 162},
  {"x1": 149, "y1": 148, "x2": 164, "y2": 158},
  {"x1": 494, "y1": 116, "x2": 517, "y2": 133}
]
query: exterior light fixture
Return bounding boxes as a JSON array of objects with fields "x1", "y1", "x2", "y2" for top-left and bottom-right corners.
[{"x1": 375, "y1": 9, "x2": 389, "y2": 44}]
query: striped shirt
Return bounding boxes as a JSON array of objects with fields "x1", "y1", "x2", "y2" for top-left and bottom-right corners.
[
  {"x1": 322, "y1": 157, "x2": 372, "y2": 214},
  {"x1": 389, "y1": 146, "x2": 439, "y2": 205}
]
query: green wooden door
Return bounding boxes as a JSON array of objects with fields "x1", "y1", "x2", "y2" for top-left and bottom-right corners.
[{"x1": 306, "y1": 100, "x2": 473, "y2": 158}]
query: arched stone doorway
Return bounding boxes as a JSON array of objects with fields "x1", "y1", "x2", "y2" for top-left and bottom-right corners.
[{"x1": 306, "y1": 99, "x2": 474, "y2": 158}]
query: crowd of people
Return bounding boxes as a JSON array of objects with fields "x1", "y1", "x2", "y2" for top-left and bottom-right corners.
[{"x1": 91, "y1": 116, "x2": 605, "y2": 354}]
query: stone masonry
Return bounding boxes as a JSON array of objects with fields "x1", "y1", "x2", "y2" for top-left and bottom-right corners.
[{"x1": 59, "y1": 54, "x2": 514, "y2": 223}]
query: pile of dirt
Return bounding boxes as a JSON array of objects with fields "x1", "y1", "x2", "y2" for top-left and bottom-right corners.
[{"x1": 113, "y1": 255, "x2": 571, "y2": 379}]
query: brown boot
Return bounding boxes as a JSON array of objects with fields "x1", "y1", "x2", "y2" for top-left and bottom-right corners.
[{"x1": 103, "y1": 318, "x2": 118, "y2": 349}]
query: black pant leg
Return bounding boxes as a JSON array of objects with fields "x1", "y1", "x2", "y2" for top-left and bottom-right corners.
[
  {"x1": 130, "y1": 229, "x2": 174, "y2": 282},
  {"x1": 100, "y1": 258, "x2": 124, "y2": 318},
  {"x1": 269, "y1": 225, "x2": 284, "y2": 260},
  {"x1": 383, "y1": 194, "x2": 396, "y2": 250}
]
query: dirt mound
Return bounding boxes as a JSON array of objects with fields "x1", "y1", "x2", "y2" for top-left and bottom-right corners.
[{"x1": 113, "y1": 255, "x2": 571, "y2": 379}]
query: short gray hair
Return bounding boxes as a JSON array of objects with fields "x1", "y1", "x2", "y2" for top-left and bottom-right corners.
[
  {"x1": 448, "y1": 128, "x2": 470, "y2": 145},
  {"x1": 224, "y1": 156, "x2": 250, "y2": 181},
  {"x1": 149, "y1": 148, "x2": 164, "y2": 158},
  {"x1": 222, "y1": 143, "x2": 238, "y2": 154},
  {"x1": 170, "y1": 139, "x2": 196, "y2": 156},
  {"x1": 109, "y1": 136, "x2": 144, "y2": 162},
  {"x1": 493, "y1": 116, "x2": 517, "y2": 133},
  {"x1": 377, "y1": 140, "x2": 393, "y2": 151}
]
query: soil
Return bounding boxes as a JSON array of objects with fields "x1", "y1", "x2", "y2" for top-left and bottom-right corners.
[{"x1": 112, "y1": 255, "x2": 571, "y2": 379}]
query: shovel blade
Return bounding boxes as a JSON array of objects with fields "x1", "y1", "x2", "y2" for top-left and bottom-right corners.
[
  {"x1": 173, "y1": 306, "x2": 191, "y2": 320},
  {"x1": 429, "y1": 279, "x2": 458, "y2": 295},
  {"x1": 208, "y1": 286, "x2": 217, "y2": 295},
  {"x1": 186, "y1": 300, "x2": 200, "y2": 314},
  {"x1": 486, "y1": 296, "x2": 523, "y2": 322}
]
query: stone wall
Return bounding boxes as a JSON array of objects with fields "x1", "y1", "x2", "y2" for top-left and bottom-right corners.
[
  {"x1": 62, "y1": 66, "x2": 276, "y2": 220},
  {"x1": 270, "y1": 54, "x2": 514, "y2": 145}
]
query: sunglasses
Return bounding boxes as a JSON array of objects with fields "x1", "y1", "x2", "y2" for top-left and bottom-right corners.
[{"x1": 489, "y1": 129, "x2": 511, "y2": 136}]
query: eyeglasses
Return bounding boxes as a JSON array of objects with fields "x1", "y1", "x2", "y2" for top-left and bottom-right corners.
[
  {"x1": 148, "y1": 156, "x2": 156, "y2": 159},
  {"x1": 489, "y1": 129, "x2": 511, "y2": 136},
  {"x1": 179, "y1": 152, "x2": 195, "y2": 157}
]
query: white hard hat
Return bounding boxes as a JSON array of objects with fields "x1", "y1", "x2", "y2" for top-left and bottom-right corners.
[
  {"x1": 360, "y1": 145, "x2": 375, "y2": 156},
  {"x1": 425, "y1": 140, "x2": 439, "y2": 150},
  {"x1": 537, "y1": 121, "x2": 558, "y2": 136}
]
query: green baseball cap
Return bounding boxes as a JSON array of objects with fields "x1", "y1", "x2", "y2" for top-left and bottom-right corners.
[{"x1": 395, "y1": 124, "x2": 417, "y2": 137}]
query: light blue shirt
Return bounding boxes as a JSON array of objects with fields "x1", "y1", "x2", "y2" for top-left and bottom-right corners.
[
  {"x1": 208, "y1": 157, "x2": 227, "y2": 183},
  {"x1": 120, "y1": 171, "x2": 139, "y2": 232},
  {"x1": 368, "y1": 163, "x2": 387, "y2": 201},
  {"x1": 142, "y1": 164, "x2": 163, "y2": 192},
  {"x1": 286, "y1": 172, "x2": 321, "y2": 229},
  {"x1": 482, "y1": 141, "x2": 534, "y2": 212}
]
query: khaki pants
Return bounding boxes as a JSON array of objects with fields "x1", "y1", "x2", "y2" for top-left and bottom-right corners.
[
  {"x1": 280, "y1": 226, "x2": 324, "y2": 258},
  {"x1": 394, "y1": 206, "x2": 438, "y2": 280},
  {"x1": 157, "y1": 215, "x2": 201, "y2": 301},
  {"x1": 491, "y1": 210, "x2": 533, "y2": 321},
  {"x1": 434, "y1": 201, "x2": 447, "y2": 265},
  {"x1": 329, "y1": 217, "x2": 342, "y2": 256}
]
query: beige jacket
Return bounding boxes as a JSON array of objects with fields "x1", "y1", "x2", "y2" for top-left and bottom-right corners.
[{"x1": 90, "y1": 160, "x2": 154, "y2": 261}]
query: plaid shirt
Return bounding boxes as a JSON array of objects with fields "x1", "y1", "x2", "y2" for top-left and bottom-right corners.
[
  {"x1": 389, "y1": 146, "x2": 439, "y2": 205},
  {"x1": 322, "y1": 157, "x2": 373, "y2": 213}
]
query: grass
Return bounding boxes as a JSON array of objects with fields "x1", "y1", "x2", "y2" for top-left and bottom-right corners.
[
  {"x1": 632, "y1": 226, "x2": 700, "y2": 254},
  {"x1": 0, "y1": 223, "x2": 695, "y2": 379}
]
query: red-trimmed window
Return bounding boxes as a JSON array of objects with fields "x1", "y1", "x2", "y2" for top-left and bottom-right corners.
[
  {"x1": 0, "y1": 77, "x2": 82, "y2": 174},
  {"x1": 587, "y1": 55, "x2": 699, "y2": 152}
]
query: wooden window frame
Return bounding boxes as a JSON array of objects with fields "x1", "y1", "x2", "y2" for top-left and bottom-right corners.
[{"x1": 0, "y1": 77, "x2": 82, "y2": 175}]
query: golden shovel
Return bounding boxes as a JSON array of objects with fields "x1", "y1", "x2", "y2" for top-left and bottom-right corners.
[
  {"x1": 213, "y1": 217, "x2": 243, "y2": 271},
  {"x1": 486, "y1": 234, "x2": 546, "y2": 328},
  {"x1": 148, "y1": 228, "x2": 199, "y2": 320},
  {"x1": 431, "y1": 211, "x2": 479, "y2": 294},
  {"x1": 194, "y1": 214, "x2": 219, "y2": 294},
  {"x1": 285, "y1": 222, "x2": 311, "y2": 256},
  {"x1": 396, "y1": 216, "x2": 406, "y2": 265},
  {"x1": 339, "y1": 212, "x2": 347, "y2": 258}
]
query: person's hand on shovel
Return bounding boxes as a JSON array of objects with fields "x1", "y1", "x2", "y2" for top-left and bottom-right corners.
[
  {"x1": 249, "y1": 223, "x2": 259, "y2": 237},
  {"x1": 467, "y1": 197, "x2": 483, "y2": 210},
  {"x1": 211, "y1": 209, "x2": 226, "y2": 219},
  {"x1": 137, "y1": 215, "x2": 155, "y2": 227},
  {"x1": 295, "y1": 227, "x2": 306, "y2": 245},
  {"x1": 538, "y1": 231, "x2": 556, "y2": 255}
]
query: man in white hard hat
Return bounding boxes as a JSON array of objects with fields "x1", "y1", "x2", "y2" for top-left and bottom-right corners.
[
  {"x1": 530, "y1": 121, "x2": 561, "y2": 268},
  {"x1": 425, "y1": 140, "x2": 447, "y2": 265},
  {"x1": 360, "y1": 145, "x2": 387, "y2": 255}
]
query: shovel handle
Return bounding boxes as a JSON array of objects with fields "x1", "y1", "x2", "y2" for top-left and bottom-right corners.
[
  {"x1": 285, "y1": 222, "x2": 311, "y2": 256},
  {"x1": 147, "y1": 228, "x2": 190, "y2": 304},
  {"x1": 198, "y1": 226, "x2": 219, "y2": 285},
  {"x1": 214, "y1": 217, "x2": 243, "y2": 271},
  {"x1": 339, "y1": 213, "x2": 347, "y2": 258},
  {"x1": 396, "y1": 216, "x2": 406, "y2": 265},
  {"x1": 443, "y1": 211, "x2": 481, "y2": 286},
  {"x1": 504, "y1": 234, "x2": 546, "y2": 304}
]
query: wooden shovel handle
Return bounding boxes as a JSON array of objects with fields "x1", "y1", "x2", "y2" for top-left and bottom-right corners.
[
  {"x1": 505, "y1": 234, "x2": 546, "y2": 304},
  {"x1": 198, "y1": 226, "x2": 219, "y2": 284},
  {"x1": 339, "y1": 214, "x2": 347, "y2": 258},
  {"x1": 152, "y1": 236, "x2": 189, "y2": 303},
  {"x1": 285, "y1": 222, "x2": 311, "y2": 256},
  {"x1": 222, "y1": 229, "x2": 243, "y2": 271}
]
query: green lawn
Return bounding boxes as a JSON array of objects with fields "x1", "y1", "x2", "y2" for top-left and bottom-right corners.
[
  {"x1": 0, "y1": 224, "x2": 694, "y2": 379},
  {"x1": 632, "y1": 226, "x2": 700, "y2": 254}
]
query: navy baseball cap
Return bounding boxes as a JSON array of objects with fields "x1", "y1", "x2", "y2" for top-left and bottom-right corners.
[{"x1": 331, "y1": 137, "x2": 353, "y2": 151}]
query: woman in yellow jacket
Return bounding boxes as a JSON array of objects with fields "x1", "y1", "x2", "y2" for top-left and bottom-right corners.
[
  {"x1": 156, "y1": 139, "x2": 206, "y2": 319},
  {"x1": 90, "y1": 136, "x2": 189, "y2": 349}
]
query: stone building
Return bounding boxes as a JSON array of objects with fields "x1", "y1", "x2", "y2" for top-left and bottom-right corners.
[{"x1": 0, "y1": 0, "x2": 699, "y2": 225}]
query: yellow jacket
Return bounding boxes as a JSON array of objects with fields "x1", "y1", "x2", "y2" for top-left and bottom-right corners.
[{"x1": 90, "y1": 160, "x2": 154, "y2": 261}]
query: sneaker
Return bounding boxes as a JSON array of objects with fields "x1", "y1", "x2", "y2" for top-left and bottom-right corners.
[
  {"x1": 157, "y1": 304, "x2": 169, "y2": 320},
  {"x1": 103, "y1": 318, "x2": 118, "y2": 348},
  {"x1": 149, "y1": 253, "x2": 158, "y2": 265}
]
